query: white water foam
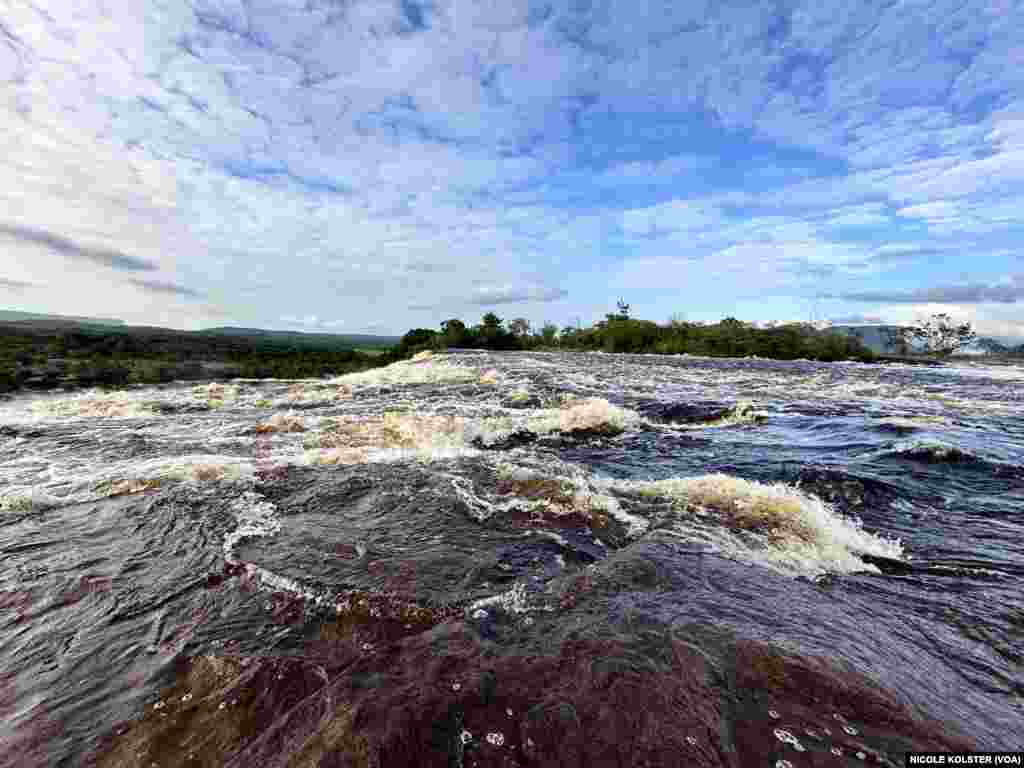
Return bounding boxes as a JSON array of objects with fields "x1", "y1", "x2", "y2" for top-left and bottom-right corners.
[{"x1": 621, "y1": 473, "x2": 905, "y2": 578}]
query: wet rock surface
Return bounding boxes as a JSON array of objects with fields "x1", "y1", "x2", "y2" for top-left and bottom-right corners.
[
  {"x1": 90, "y1": 540, "x2": 975, "y2": 767},
  {"x1": 4, "y1": 351, "x2": 1023, "y2": 767},
  {"x1": 87, "y1": 471, "x2": 979, "y2": 767}
]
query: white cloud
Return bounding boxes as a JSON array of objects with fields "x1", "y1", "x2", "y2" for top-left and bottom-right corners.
[{"x1": 2, "y1": 0, "x2": 1023, "y2": 332}]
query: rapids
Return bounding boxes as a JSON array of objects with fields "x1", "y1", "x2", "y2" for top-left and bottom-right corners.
[{"x1": 1, "y1": 350, "x2": 1022, "y2": 765}]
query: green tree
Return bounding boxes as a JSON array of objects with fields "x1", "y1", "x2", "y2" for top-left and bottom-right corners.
[
  {"x1": 509, "y1": 317, "x2": 531, "y2": 337},
  {"x1": 540, "y1": 323, "x2": 559, "y2": 346},
  {"x1": 398, "y1": 328, "x2": 437, "y2": 354},
  {"x1": 440, "y1": 318, "x2": 468, "y2": 347},
  {"x1": 897, "y1": 314, "x2": 977, "y2": 356}
]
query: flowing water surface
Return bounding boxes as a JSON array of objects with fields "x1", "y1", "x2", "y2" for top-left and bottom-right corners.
[{"x1": 1, "y1": 350, "x2": 1022, "y2": 765}]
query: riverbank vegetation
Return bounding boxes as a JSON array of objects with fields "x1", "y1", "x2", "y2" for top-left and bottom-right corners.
[
  {"x1": 4, "y1": 306, "x2": 1004, "y2": 397},
  {"x1": 0, "y1": 323, "x2": 399, "y2": 393},
  {"x1": 400, "y1": 304, "x2": 877, "y2": 362}
]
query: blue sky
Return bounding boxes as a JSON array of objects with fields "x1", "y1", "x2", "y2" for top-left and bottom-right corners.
[{"x1": 2, "y1": 0, "x2": 1023, "y2": 339}]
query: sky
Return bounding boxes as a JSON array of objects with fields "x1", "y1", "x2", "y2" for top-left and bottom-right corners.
[{"x1": 1, "y1": 0, "x2": 1023, "y2": 340}]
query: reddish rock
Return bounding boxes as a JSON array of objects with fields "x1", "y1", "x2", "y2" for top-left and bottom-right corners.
[{"x1": 90, "y1": 613, "x2": 976, "y2": 768}]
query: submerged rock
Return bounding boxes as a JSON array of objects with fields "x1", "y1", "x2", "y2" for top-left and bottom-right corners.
[
  {"x1": 93, "y1": 529, "x2": 977, "y2": 767},
  {"x1": 92, "y1": 606, "x2": 973, "y2": 768}
]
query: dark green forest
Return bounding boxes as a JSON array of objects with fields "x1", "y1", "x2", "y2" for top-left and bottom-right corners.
[
  {"x1": 7, "y1": 302, "x2": 977, "y2": 396},
  {"x1": 0, "y1": 322, "x2": 400, "y2": 393},
  {"x1": 398, "y1": 304, "x2": 877, "y2": 362}
]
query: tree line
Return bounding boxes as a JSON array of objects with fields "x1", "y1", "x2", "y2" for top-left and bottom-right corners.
[
  {"x1": 0, "y1": 307, "x2": 989, "y2": 395},
  {"x1": 396, "y1": 301, "x2": 877, "y2": 362},
  {"x1": 0, "y1": 324, "x2": 399, "y2": 393}
]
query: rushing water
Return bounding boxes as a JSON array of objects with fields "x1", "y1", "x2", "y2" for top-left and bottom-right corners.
[{"x1": 1, "y1": 350, "x2": 1022, "y2": 765}]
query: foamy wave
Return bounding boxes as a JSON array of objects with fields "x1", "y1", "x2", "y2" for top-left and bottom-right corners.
[
  {"x1": 300, "y1": 400, "x2": 642, "y2": 465},
  {"x1": 494, "y1": 462, "x2": 649, "y2": 537},
  {"x1": 193, "y1": 382, "x2": 241, "y2": 408},
  {"x1": 279, "y1": 382, "x2": 352, "y2": 406},
  {"x1": 0, "y1": 487, "x2": 65, "y2": 512},
  {"x1": 329, "y1": 355, "x2": 479, "y2": 388},
  {"x1": 875, "y1": 439, "x2": 974, "y2": 463},
  {"x1": 479, "y1": 368, "x2": 502, "y2": 385},
  {"x1": 306, "y1": 444, "x2": 481, "y2": 467},
  {"x1": 83, "y1": 458, "x2": 257, "y2": 502},
  {"x1": 624, "y1": 473, "x2": 904, "y2": 578},
  {"x1": 223, "y1": 491, "x2": 282, "y2": 564},
  {"x1": 30, "y1": 391, "x2": 157, "y2": 419},
  {"x1": 673, "y1": 401, "x2": 768, "y2": 429},
  {"x1": 550, "y1": 397, "x2": 638, "y2": 435},
  {"x1": 1, "y1": 455, "x2": 260, "y2": 510},
  {"x1": 254, "y1": 411, "x2": 307, "y2": 434}
]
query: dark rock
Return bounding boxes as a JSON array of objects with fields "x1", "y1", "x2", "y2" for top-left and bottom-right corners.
[
  {"x1": 641, "y1": 400, "x2": 733, "y2": 424},
  {"x1": 88, "y1": 468, "x2": 985, "y2": 768},
  {"x1": 500, "y1": 395, "x2": 543, "y2": 410},
  {"x1": 471, "y1": 430, "x2": 537, "y2": 450}
]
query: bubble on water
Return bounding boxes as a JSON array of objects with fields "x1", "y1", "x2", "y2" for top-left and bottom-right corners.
[
  {"x1": 222, "y1": 492, "x2": 282, "y2": 565},
  {"x1": 857, "y1": 751, "x2": 866, "y2": 760},
  {"x1": 685, "y1": 736, "x2": 697, "y2": 746},
  {"x1": 774, "y1": 729, "x2": 803, "y2": 751},
  {"x1": 469, "y1": 583, "x2": 530, "y2": 615},
  {"x1": 831, "y1": 747, "x2": 843, "y2": 756},
  {"x1": 452, "y1": 682, "x2": 462, "y2": 691},
  {"x1": 768, "y1": 709, "x2": 780, "y2": 719},
  {"x1": 844, "y1": 725, "x2": 859, "y2": 735}
]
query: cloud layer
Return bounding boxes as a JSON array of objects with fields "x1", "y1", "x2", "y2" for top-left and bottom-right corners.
[{"x1": 1, "y1": 0, "x2": 1022, "y2": 337}]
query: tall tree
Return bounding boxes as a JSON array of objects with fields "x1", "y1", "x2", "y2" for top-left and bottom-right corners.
[
  {"x1": 509, "y1": 318, "x2": 531, "y2": 337},
  {"x1": 896, "y1": 313, "x2": 976, "y2": 356},
  {"x1": 540, "y1": 323, "x2": 559, "y2": 345}
]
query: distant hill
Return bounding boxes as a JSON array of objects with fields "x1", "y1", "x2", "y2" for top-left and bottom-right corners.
[
  {"x1": 201, "y1": 327, "x2": 401, "y2": 348},
  {"x1": 0, "y1": 310, "x2": 125, "y2": 327},
  {"x1": 971, "y1": 337, "x2": 1011, "y2": 355},
  {"x1": 830, "y1": 324, "x2": 1017, "y2": 356},
  {"x1": 0, "y1": 313, "x2": 399, "y2": 349},
  {"x1": 829, "y1": 325, "x2": 908, "y2": 354}
]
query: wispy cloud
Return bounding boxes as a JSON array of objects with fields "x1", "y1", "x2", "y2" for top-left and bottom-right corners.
[
  {"x1": 1, "y1": 0, "x2": 1022, "y2": 335},
  {"x1": 830, "y1": 314, "x2": 886, "y2": 325},
  {"x1": 126, "y1": 279, "x2": 204, "y2": 298},
  {"x1": 0, "y1": 224, "x2": 156, "y2": 272},
  {"x1": 831, "y1": 278, "x2": 1024, "y2": 305},
  {"x1": 470, "y1": 284, "x2": 568, "y2": 306},
  {"x1": 0, "y1": 277, "x2": 34, "y2": 291}
]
